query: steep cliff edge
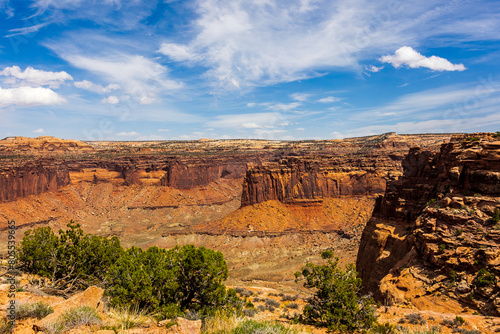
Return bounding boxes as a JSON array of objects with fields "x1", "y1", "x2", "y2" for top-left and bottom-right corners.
[
  {"x1": 357, "y1": 133, "x2": 500, "y2": 315},
  {"x1": 160, "y1": 157, "x2": 260, "y2": 189},
  {"x1": 0, "y1": 160, "x2": 70, "y2": 202},
  {"x1": 241, "y1": 157, "x2": 390, "y2": 207}
]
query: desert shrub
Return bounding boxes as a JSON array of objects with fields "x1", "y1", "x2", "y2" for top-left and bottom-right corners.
[
  {"x1": 281, "y1": 294, "x2": 299, "y2": 301},
  {"x1": 454, "y1": 316, "x2": 466, "y2": 326},
  {"x1": 396, "y1": 326, "x2": 441, "y2": 334},
  {"x1": 494, "y1": 131, "x2": 500, "y2": 138},
  {"x1": 45, "y1": 306, "x2": 102, "y2": 334},
  {"x1": 240, "y1": 290, "x2": 254, "y2": 297},
  {"x1": 16, "y1": 301, "x2": 54, "y2": 320},
  {"x1": 466, "y1": 137, "x2": 480, "y2": 142},
  {"x1": 442, "y1": 316, "x2": 466, "y2": 328},
  {"x1": 406, "y1": 313, "x2": 426, "y2": 325},
  {"x1": 44, "y1": 321, "x2": 65, "y2": 334},
  {"x1": 493, "y1": 208, "x2": 500, "y2": 223},
  {"x1": 234, "y1": 287, "x2": 245, "y2": 294},
  {"x1": 61, "y1": 306, "x2": 102, "y2": 328},
  {"x1": 107, "y1": 306, "x2": 153, "y2": 330},
  {"x1": 449, "y1": 270, "x2": 458, "y2": 282},
  {"x1": 257, "y1": 305, "x2": 265, "y2": 312},
  {"x1": 287, "y1": 303, "x2": 299, "y2": 309},
  {"x1": 454, "y1": 329, "x2": 480, "y2": 334},
  {"x1": 228, "y1": 319, "x2": 299, "y2": 334},
  {"x1": 242, "y1": 308, "x2": 258, "y2": 317},
  {"x1": 442, "y1": 319, "x2": 454, "y2": 327},
  {"x1": 185, "y1": 309, "x2": 203, "y2": 320},
  {"x1": 371, "y1": 322, "x2": 396, "y2": 334},
  {"x1": 18, "y1": 222, "x2": 124, "y2": 290},
  {"x1": 264, "y1": 298, "x2": 280, "y2": 309},
  {"x1": 474, "y1": 268, "x2": 496, "y2": 287},
  {"x1": 253, "y1": 297, "x2": 260, "y2": 302},
  {"x1": 106, "y1": 245, "x2": 242, "y2": 317},
  {"x1": 294, "y1": 250, "x2": 376, "y2": 332},
  {"x1": 201, "y1": 310, "x2": 242, "y2": 334}
]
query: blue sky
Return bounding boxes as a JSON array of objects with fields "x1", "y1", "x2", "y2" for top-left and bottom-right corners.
[{"x1": 0, "y1": 0, "x2": 499, "y2": 140}]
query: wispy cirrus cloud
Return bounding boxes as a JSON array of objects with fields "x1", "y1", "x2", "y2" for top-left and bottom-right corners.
[
  {"x1": 380, "y1": 46, "x2": 466, "y2": 71},
  {"x1": 290, "y1": 93, "x2": 311, "y2": 102},
  {"x1": 6, "y1": 22, "x2": 52, "y2": 37},
  {"x1": 74, "y1": 80, "x2": 120, "y2": 93},
  {"x1": 63, "y1": 54, "x2": 183, "y2": 104},
  {"x1": 24, "y1": 0, "x2": 159, "y2": 31},
  {"x1": 317, "y1": 96, "x2": 341, "y2": 103},
  {"x1": 156, "y1": 0, "x2": 498, "y2": 90}
]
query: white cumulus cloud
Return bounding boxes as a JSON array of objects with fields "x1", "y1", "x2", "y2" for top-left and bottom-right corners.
[
  {"x1": 365, "y1": 65, "x2": 383, "y2": 73},
  {"x1": 33, "y1": 128, "x2": 45, "y2": 134},
  {"x1": 380, "y1": 46, "x2": 466, "y2": 72},
  {"x1": 101, "y1": 96, "x2": 120, "y2": 104},
  {"x1": 74, "y1": 80, "x2": 120, "y2": 93},
  {"x1": 0, "y1": 66, "x2": 73, "y2": 88},
  {"x1": 0, "y1": 86, "x2": 66, "y2": 107}
]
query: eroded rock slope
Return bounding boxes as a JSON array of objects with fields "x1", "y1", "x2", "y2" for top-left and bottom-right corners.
[{"x1": 357, "y1": 133, "x2": 500, "y2": 315}]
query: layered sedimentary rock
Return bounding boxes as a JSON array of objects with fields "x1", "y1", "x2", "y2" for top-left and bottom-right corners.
[
  {"x1": 0, "y1": 160, "x2": 70, "y2": 202},
  {"x1": 241, "y1": 156, "x2": 394, "y2": 207},
  {"x1": 357, "y1": 133, "x2": 500, "y2": 315},
  {"x1": 160, "y1": 157, "x2": 260, "y2": 189},
  {"x1": 0, "y1": 134, "x2": 451, "y2": 203}
]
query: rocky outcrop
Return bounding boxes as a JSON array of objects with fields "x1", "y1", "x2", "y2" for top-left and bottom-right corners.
[
  {"x1": 356, "y1": 133, "x2": 500, "y2": 315},
  {"x1": 241, "y1": 156, "x2": 390, "y2": 207},
  {"x1": 0, "y1": 160, "x2": 70, "y2": 202},
  {"x1": 160, "y1": 157, "x2": 259, "y2": 189}
]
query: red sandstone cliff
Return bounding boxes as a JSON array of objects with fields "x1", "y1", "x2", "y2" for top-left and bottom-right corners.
[
  {"x1": 241, "y1": 156, "x2": 395, "y2": 207},
  {"x1": 0, "y1": 160, "x2": 70, "y2": 202},
  {"x1": 356, "y1": 133, "x2": 500, "y2": 315},
  {"x1": 160, "y1": 157, "x2": 260, "y2": 189}
]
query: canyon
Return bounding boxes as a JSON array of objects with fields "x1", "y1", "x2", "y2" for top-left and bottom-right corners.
[
  {"x1": 4, "y1": 133, "x2": 494, "y2": 289},
  {"x1": 0, "y1": 133, "x2": 450, "y2": 286},
  {"x1": 1, "y1": 132, "x2": 500, "y2": 331}
]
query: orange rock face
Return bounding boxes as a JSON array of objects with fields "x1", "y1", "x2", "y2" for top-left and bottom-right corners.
[
  {"x1": 0, "y1": 160, "x2": 70, "y2": 202},
  {"x1": 241, "y1": 157, "x2": 388, "y2": 207},
  {"x1": 356, "y1": 133, "x2": 500, "y2": 315}
]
